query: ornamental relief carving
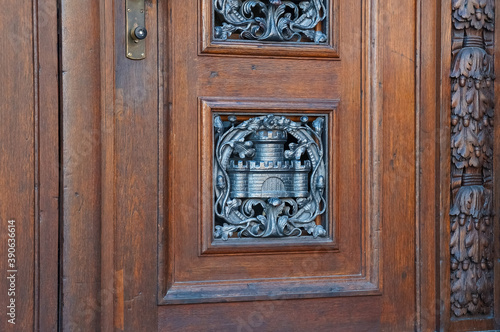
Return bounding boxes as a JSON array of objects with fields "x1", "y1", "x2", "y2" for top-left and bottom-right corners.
[
  {"x1": 450, "y1": 0, "x2": 495, "y2": 318},
  {"x1": 213, "y1": 0, "x2": 328, "y2": 43},
  {"x1": 213, "y1": 114, "x2": 328, "y2": 240}
]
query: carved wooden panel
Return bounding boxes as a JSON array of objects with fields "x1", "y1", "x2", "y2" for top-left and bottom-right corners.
[
  {"x1": 450, "y1": 0, "x2": 495, "y2": 318},
  {"x1": 200, "y1": 0, "x2": 339, "y2": 57}
]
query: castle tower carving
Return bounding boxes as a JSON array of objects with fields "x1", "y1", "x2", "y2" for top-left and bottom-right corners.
[{"x1": 227, "y1": 129, "x2": 311, "y2": 198}]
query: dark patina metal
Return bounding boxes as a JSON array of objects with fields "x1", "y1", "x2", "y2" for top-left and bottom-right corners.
[
  {"x1": 213, "y1": 114, "x2": 328, "y2": 240},
  {"x1": 213, "y1": 0, "x2": 328, "y2": 43}
]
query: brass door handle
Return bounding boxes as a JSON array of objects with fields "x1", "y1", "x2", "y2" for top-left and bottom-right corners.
[{"x1": 126, "y1": 0, "x2": 146, "y2": 60}]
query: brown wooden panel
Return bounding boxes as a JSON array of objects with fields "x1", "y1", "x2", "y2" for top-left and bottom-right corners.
[
  {"x1": 60, "y1": 1, "x2": 102, "y2": 330},
  {"x1": 416, "y1": 0, "x2": 441, "y2": 330},
  {"x1": 379, "y1": 0, "x2": 417, "y2": 330},
  {"x1": 159, "y1": 0, "x2": 382, "y2": 308},
  {"x1": 438, "y1": 0, "x2": 454, "y2": 330},
  {"x1": 0, "y1": 0, "x2": 35, "y2": 330},
  {"x1": 37, "y1": 0, "x2": 60, "y2": 330},
  {"x1": 112, "y1": 0, "x2": 159, "y2": 331},
  {"x1": 200, "y1": 0, "x2": 340, "y2": 58},
  {"x1": 100, "y1": 0, "x2": 117, "y2": 331},
  {"x1": 159, "y1": 296, "x2": 382, "y2": 332},
  {"x1": 51, "y1": 0, "x2": 488, "y2": 329}
]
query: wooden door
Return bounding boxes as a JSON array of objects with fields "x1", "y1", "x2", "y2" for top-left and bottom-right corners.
[
  {"x1": 3, "y1": 0, "x2": 500, "y2": 331},
  {"x1": 101, "y1": 0, "x2": 407, "y2": 330},
  {"x1": 160, "y1": 0, "x2": 382, "y2": 329},
  {"x1": 50, "y1": 1, "x2": 497, "y2": 332}
]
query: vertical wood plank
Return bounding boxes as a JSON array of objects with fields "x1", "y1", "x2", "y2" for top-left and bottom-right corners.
[
  {"x1": 417, "y1": 0, "x2": 441, "y2": 330},
  {"x1": 37, "y1": 0, "x2": 60, "y2": 330},
  {"x1": 380, "y1": 0, "x2": 417, "y2": 330},
  {"x1": 100, "y1": 1, "x2": 116, "y2": 332},
  {"x1": 0, "y1": 0, "x2": 35, "y2": 330},
  {"x1": 439, "y1": 1, "x2": 453, "y2": 330},
  {"x1": 100, "y1": 0, "x2": 116, "y2": 331},
  {"x1": 60, "y1": 1, "x2": 102, "y2": 330},
  {"x1": 113, "y1": 0, "x2": 158, "y2": 330}
]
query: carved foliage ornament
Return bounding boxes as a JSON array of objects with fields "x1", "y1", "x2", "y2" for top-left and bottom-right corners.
[
  {"x1": 213, "y1": 0, "x2": 328, "y2": 43},
  {"x1": 213, "y1": 114, "x2": 328, "y2": 240},
  {"x1": 450, "y1": 0, "x2": 495, "y2": 317}
]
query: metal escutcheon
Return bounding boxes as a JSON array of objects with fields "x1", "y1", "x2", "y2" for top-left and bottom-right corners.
[{"x1": 126, "y1": 0, "x2": 146, "y2": 60}]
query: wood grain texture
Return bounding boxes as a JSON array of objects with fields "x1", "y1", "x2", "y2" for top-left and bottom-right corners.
[
  {"x1": 36, "y1": 0, "x2": 60, "y2": 330},
  {"x1": 379, "y1": 0, "x2": 417, "y2": 330},
  {"x1": 158, "y1": 0, "x2": 383, "y2": 312},
  {"x1": 100, "y1": 0, "x2": 116, "y2": 331},
  {"x1": 159, "y1": 296, "x2": 382, "y2": 332},
  {"x1": 416, "y1": 0, "x2": 441, "y2": 330},
  {"x1": 0, "y1": 0, "x2": 35, "y2": 330},
  {"x1": 0, "y1": 0, "x2": 59, "y2": 330},
  {"x1": 112, "y1": 0, "x2": 159, "y2": 331},
  {"x1": 60, "y1": 1, "x2": 102, "y2": 330},
  {"x1": 52, "y1": 0, "x2": 500, "y2": 329}
]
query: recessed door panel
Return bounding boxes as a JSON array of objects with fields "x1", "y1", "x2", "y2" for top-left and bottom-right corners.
[{"x1": 160, "y1": 0, "x2": 380, "y2": 305}]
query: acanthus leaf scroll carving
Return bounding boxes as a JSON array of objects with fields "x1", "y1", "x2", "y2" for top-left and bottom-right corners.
[
  {"x1": 213, "y1": 114, "x2": 328, "y2": 240},
  {"x1": 450, "y1": 0, "x2": 495, "y2": 318},
  {"x1": 213, "y1": 0, "x2": 328, "y2": 43}
]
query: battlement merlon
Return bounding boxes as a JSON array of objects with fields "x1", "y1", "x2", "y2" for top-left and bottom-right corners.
[
  {"x1": 250, "y1": 129, "x2": 288, "y2": 143},
  {"x1": 227, "y1": 160, "x2": 311, "y2": 171}
]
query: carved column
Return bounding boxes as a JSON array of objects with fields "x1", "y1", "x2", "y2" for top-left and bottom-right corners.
[{"x1": 450, "y1": 0, "x2": 495, "y2": 318}]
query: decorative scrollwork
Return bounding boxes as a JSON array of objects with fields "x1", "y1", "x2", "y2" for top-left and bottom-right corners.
[
  {"x1": 213, "y1": 0, "x2": 328, "y2": 43},
  {"x1": 213, "y1": 114, "x2": 327, "y2": 240},
  {"x1": 450, "y1": 0, "x2": 495, "y2": 318}
]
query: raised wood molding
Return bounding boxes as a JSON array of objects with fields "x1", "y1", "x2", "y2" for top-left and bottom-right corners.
[
  {"x1": 199, "y1": 0, "x2": 340, "y2": 58},
  {"x1": 198, "y1": 98, "x2": 339, "y2": 255},
  {"x1": 416, "y1": 0, "x2": 441, "y2": 330},
  {"x1": 99, "y1": 0, "x2": 116, "y2": 331},
  {"x1": 159, "y1": 0, "x2": 382, "y2": 306},
  {"x1": 0, "y1": 0, "x2": 59, "y2": 331}
]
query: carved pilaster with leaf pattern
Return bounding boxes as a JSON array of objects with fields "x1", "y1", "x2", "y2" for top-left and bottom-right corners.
[{"x1": 450, "y1": 0, "x2": 495, "y2": 318}]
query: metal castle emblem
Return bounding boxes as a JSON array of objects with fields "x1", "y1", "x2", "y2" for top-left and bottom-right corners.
[{"x1": 213, "y1": 114, "x2": 328, "y2": 240}]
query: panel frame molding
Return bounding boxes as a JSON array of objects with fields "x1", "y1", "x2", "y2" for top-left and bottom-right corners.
[
  {"x1": 159, "y1": 0, "x2": 382, "y2": 305},
  {"x1": 199, "y1": 98, "x2": 339, "y2": 255},
  {"x1": 199, "y1": 0, "x2": 340, "y2": 58}
]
